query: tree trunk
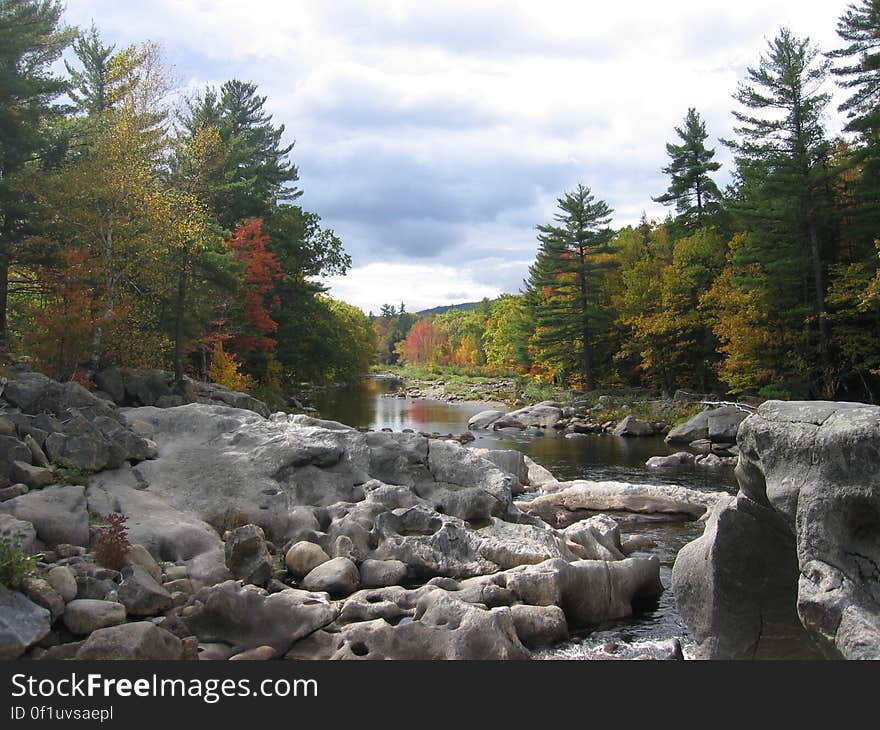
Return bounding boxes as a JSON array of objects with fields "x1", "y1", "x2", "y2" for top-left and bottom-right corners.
[
  {"x1": 0, "y1": 236, "x2": 8, "y2": 347},
  {"x1": 173, "y1": 258, "x2": 188, "y2": 386},
  {"x1": 808, "y1": 218, "x2": 832, "y2": 396}
]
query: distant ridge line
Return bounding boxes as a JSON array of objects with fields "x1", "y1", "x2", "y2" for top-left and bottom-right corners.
[{"x1": 416, "y1": 301, "x2": 482, "y2": 316}]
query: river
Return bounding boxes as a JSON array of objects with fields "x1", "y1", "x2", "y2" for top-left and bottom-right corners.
[{"x1": 311, "y1": 376, "x2": 740, "y2": 659}]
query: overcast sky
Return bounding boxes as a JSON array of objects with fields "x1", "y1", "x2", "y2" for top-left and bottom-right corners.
[{"x1": 63, "y1": 0, "x2": 852, "y2": 314}]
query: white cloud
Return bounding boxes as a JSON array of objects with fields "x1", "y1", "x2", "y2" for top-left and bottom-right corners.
[
  {"x1": 319, "y1": 263, "x2": 502, "y2": 314},
  {"x1": 63, "y1": 0, "x2": 853, "y2": 309}
]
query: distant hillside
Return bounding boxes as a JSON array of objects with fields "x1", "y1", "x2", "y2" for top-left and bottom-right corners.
[{"x1": 416, "y1": 301, "x2": 483, "y2": 316}]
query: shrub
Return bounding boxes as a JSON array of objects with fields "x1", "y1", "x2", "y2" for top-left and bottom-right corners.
[
  {"x1": 0, "y1": 533, "x2": 40, "y2": 588},
  {"x1": 93, "y1": 513, "x2": 131, "y2": 570}
]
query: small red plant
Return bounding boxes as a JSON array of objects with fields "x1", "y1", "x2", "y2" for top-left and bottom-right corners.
[{"x1": 93, "y1": 513, "x2": 131, "y2": 570}]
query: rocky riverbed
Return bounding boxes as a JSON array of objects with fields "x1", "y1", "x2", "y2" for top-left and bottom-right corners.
[{"x1": 1, "y1": 365, "x2": 877, "y2": 660}]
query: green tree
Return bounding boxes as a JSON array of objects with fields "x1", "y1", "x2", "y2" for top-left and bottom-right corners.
[
  {"x1": 526, "y1": 184, "x2": 614, "y2": 389},
  {"x1": 723, "y1": 27, "x2": 835, "y2": 396},
  {"x1": 180, "y1": 80, "x2": 301, "y2": 229},
  {"x1": 0, "y1": 0, "x2": 74, "y2": 342},
  {"x1": 653, "y1": 108, "x2": 723, "y2": 231},
  {"x1": 483, "y1": 294, "x2": 533, "y2": 373}
]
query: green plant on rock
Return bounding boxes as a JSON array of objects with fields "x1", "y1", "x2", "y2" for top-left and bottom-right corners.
[
  {"x1": 0, "y1": 533, "x2": 40, "y2": 589},
  {"x1": 53, "y1": 466, "x2": 92, "y2": 487}
]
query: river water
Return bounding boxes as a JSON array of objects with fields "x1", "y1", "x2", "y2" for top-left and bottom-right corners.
[{"x1": 311, "y1": 376, "x2": 740, "y2": 659}]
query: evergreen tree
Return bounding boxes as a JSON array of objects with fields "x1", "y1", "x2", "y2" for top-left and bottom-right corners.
[
  {"x1": 0, "y1": 0, "x2": 74, "y2": 342},
  {"x1": 829, "y1": 1, "x2": 880, "y2": 277},
  {"x1": 723, "y1": 27, "x2": 835, "y2": 395},
  {"x1": 526, "y1": 184, "x2": 614, "y2": 389},
  {"x1": 180, "y1": 79, "x2": 301, "y2": 229},
  {"x1": 830, "y1": 0, "x2": 880, "y2": 138},
  {"x1": 653, "y1": 108, "x2": 723, "y2": 231}
]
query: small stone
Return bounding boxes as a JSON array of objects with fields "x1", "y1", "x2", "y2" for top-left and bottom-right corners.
[
  {"x1": 284, "y1": 541, "x2": 330, "y2": 580},
  {"x1": 163, "y1": 565, "x2": 188, "y2": 582},
  {"x1": 301, "y1": 557, "x2": 360, "y2": 597}
]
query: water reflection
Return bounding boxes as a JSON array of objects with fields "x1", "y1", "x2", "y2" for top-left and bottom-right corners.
[{"x1": 312, "y1": 377, "x2": 738, "y2": 493}]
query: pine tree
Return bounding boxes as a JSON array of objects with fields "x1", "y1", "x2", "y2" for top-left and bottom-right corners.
[
  {"x1": 0, "y1": 0, "x2": 74, "y2": 342},
  {"x1": 179, "y1": 80, "x2": 301, "y2": 229},
  {"x1": 526, "y1": 184, "x2": 614, "y2": 389},
  {"x1": 723, "y1": 27, "x2": 835, "y2": 395},
  {"x1": 653, "y1": 108, "x2": 723, "y2": 231}
]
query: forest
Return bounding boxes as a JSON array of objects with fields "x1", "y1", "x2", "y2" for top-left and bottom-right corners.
[
  {"x1": 375, "y1": 6, "x2": 880, "y2": 402},
  {"x1": 2, "y1": 1, "x2": 880, "y2": 403}
]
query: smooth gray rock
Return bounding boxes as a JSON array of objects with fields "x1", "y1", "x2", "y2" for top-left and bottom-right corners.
[
  {"x1": 510, "y1": 604, "x2": 568, "y2": 648},
  {"x1": 224, "y1": 524, "x2": 275, "y2": 587},
  {"x1": 673, "y1": 496, "x2": 818, "y2": 659},
  {"x1": 467, "y1": 410, "x2": 506, "y2": 430},
  {"x1": 359, "y1": 559, "x2": 409, "y2": 588},
  {"x1": 181, "y1": 580, "x2": 338, "y2": 654},
  {"x1": 0, "y1": 485, "x2": 89, "y2": 547},
  {"x1": 75, "y1": 621, "x2": 184, "y2": 660},
  {"x1": 62, "y1": 599, "x2": 127, "y2": 634},
  {"x1": 492, "y1": 404, "x2": 563, "y2": 430},
  {"x1": 646, "y1": 452, "x2": 694, "y2": 468},
  {"x1": 47, "y1": 566, "x2": 78, "y2": 602},
  {"x1": 665, "y1": 410, "x2": 710, "y2": 444},
  {"x1": 518, "y1": 480, "x2": 722, "y2": 528},
  {"x1": 301, "y1": 557, "x2": 360, "y2": 596},
  {"x1": 0, "y1": 585, "x2": 51, "y2": 659}
]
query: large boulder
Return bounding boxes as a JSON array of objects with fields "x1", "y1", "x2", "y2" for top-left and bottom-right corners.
[
  {"x1": 491, "y1": 404, "x2": 562, "y2": 430},
  {"x1": 467, "y1": 410, "x2": 506, "y2": 430},
  {"x1": 0, "y1": 585, "x2": 51, "y2": 659},
  {"x1": 3, "y1": 370, "x2": 119, "y2": 422},
  {"x1": 673, "y1": 400, "x2": 880, "y2": 660},
  {"x1": 0, "y1": 485, "x2": 89, "y2": 547},
  {"x1": 517, "y1": 480, "x2": 722, "y2": 528},
  {"x1": 665, "y1": 410, "x2": 710, "y2": 444},
  {"x1": 612, "y1": 416, "x2": 656, "y2": 437},
  {"x1": 75, "y1": 621, "x2": 185, "y2": 660},
  {"x1": 0, "y1": 513, "x2": 37, "y2": 555},
  {"x1": 180, "y1": 580, "x2": 338, "y2": 654}
]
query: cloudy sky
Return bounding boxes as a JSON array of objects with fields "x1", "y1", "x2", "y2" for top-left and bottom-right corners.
[{"x1": 63, "y1": 0, "x2": 851, "y2": 314}]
